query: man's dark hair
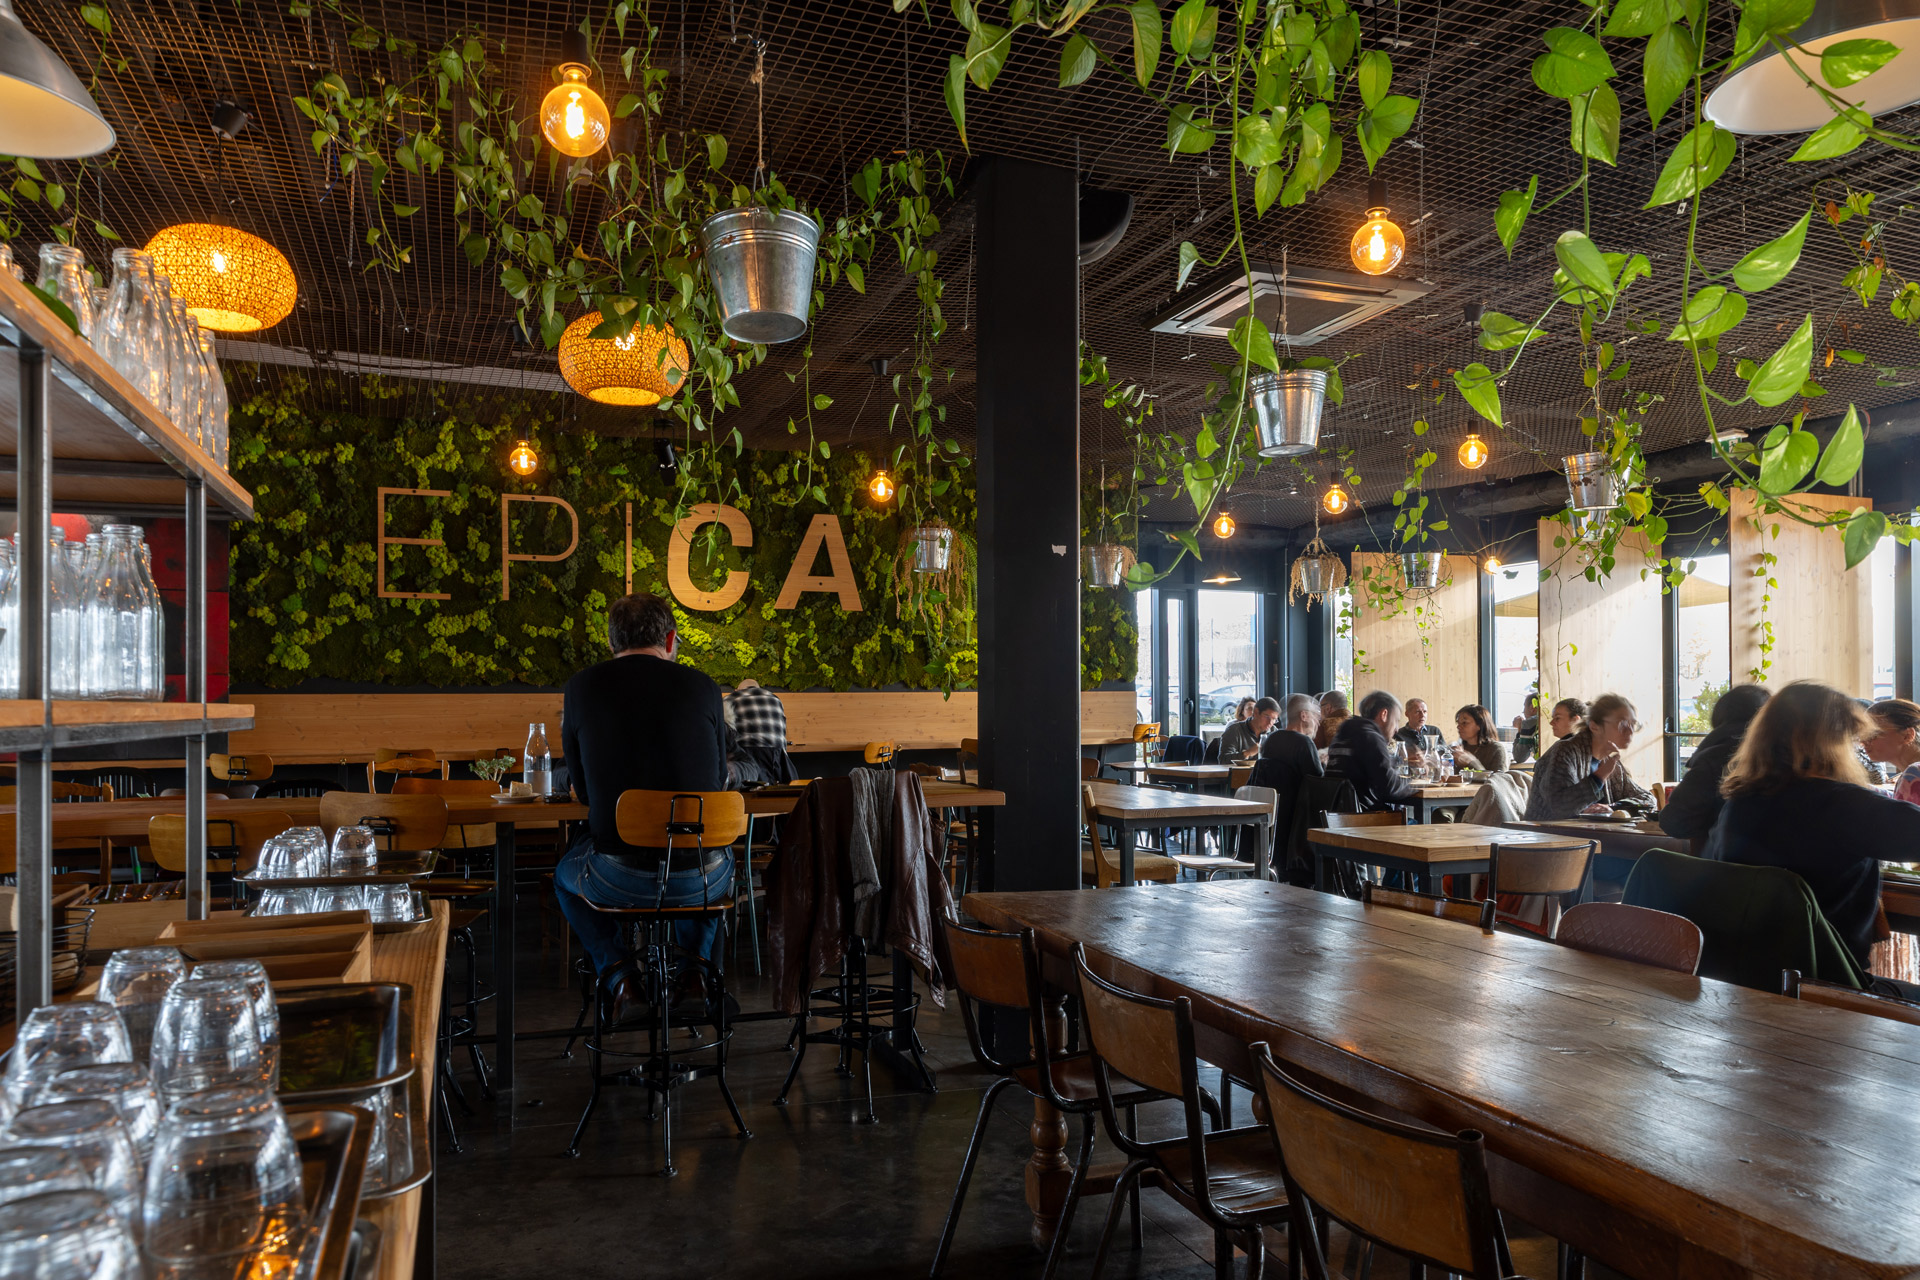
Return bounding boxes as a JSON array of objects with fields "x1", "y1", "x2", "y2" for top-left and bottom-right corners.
[
  {"x1": 1357, "y1": 689, "x2": 1402, "y2": 722},
  {"x1": 1254, "y1": 697, "x2": 1281, "y2": 714},
  {"x1": 608, "y1": 593, "x2": 676, "y2": 653}
]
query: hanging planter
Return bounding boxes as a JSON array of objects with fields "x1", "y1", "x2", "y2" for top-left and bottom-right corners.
[
  {"x1": 699, "y1": 207, "x2": 821, "y2": 344},
  {"x1": 1563, "y1": 451, "x2": 1618, "y2": 512},
  {"x1": 1399, "y1": 551, "x2": 1447, "y2": 592},
  {"x1": 1249, "y1": 369, "x2": 1327, "y2": 457},
  {"x1": 909, "y1": 521, "x2": 955, "y2": 574},
  {"x1": 1289, "y1": 535, "x2": 1346, "y2": 606},
  {"x1": 1086, "y1": 543, "x2": 1136, "y2": 588}
]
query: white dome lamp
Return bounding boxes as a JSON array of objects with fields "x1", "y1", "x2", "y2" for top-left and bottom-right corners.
[
  {"x1": 0, "y1": 0, "x2": 114, "y2": 158},
  {"x1": 1706, "y1": 0, "x2": 1920, "y2": 134}
]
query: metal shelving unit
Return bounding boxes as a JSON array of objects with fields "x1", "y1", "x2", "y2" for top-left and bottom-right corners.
[{"x1": 0, "y1": 269, "x2": 255, "y2": 1015}]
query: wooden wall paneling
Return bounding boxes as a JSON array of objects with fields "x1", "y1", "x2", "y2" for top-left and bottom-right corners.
[
  {"x1": 1535, "y1": 522, "x2": 1666, "y2": 780},
  {"x1": 1728, "y1": 490, "x2": 1874, "y2": 692},
  {"x1": 1348, "y1": 553, "x2": 1480, "y2": 727}
]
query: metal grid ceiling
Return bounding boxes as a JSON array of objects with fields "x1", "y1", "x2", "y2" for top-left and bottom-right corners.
[{"x1": 12, "y1": 0, "x2": 1920, "y2": 529}]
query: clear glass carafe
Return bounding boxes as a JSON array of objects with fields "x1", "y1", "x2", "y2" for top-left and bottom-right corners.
[
  {"x1": 134, "y1": 534, "x2": 164, "y2": 700},
  {"x1": 2, "y1": 529, "x2": 86, "y2": 699},
  {"x1": 195, "y1": 326, "x2": 228, "y2": 467},
  {"x1": 151, "y1": 276, "x2": 186, "y2": 430},
  {"x1": 97, "y1": 249, "x2": 168, "y2": 409},
  {"x1": 87, "y1": 526, "x2": 147, "y2": 701},
  {"x1": 166, "y1": 298, "x2": 204, "y2": 446},
  {"x1": 34, "y1": 244, "x2": 95, "y2": 341}
]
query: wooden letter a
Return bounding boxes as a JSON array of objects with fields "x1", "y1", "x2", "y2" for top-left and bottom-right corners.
[{"x1": 775, "y1": 514, "x2": 863, "y2": 611}]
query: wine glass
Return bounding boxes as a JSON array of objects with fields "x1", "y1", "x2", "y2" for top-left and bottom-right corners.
[
  {"x1": 36, "y1": 1065, "x2": 161, "y2": 1163},
  {"x1": 0, "y1": 1148, "x2": 90, "y2": 1209},
  {"x1": 328, "y1": 826, "x2": 377, "y2": 873},
  {"x1": 141, "y1": 1086, "x2": 306, "y2": 1278},
  {"x1": 4, "y1": 1101, "x2": 142, "y2": 1228},
  {"x1": 147, "y1": 979, "x2": 263, "y2": 1107},
  {"x1": 189, "y1": 961, "x2": 279, "y2": 1090},
  {"x1": 3, "y1": 1005, "x2": 131, "y2": 1112},
  {"x1": 98, "y1": 947, "x2": 187, "y2": 1064},
  {"x1": 0, "y1": 1189, "x2": 139, "y2": 1280}
]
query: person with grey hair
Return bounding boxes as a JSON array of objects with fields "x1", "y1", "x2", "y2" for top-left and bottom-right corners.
[
  {"x1": 1315, "y1": 689, "x2": 1350, "y2": 751},
  {"x1": 1326, "y1": 688, "x2": 1422, "y2": 812},
  {"x1": 1220, "y1": 696, "x2": 1281, "y2": 760},
  {"x1": 1252, "y1": 694, "x2": 1325, "y2": 875}
]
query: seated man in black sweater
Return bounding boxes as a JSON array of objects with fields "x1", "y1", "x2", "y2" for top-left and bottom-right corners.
[
  {"x1": 1326, "y1": 689, "x2": 1422, "y2": 813},
  {"x1": 553, "y1": 593, "x2": 730, "y2": 990}
]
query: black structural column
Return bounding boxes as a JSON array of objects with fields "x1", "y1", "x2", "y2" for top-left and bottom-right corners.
[{"x1": 976, "y1": 156, "x2": 1080, "y2": 894}]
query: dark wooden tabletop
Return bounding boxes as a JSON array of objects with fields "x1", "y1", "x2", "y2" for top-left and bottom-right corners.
[
  {"x1": 1308, "y1": 822, "x2": 1577, "y2": 863},
  {"x1": 1084, "y1": 779, "x2": 1271, "y2": 822},
  {"x1": 963, "y1": 880, "x2": 1920, "y2": 1280},
  {"x1": 1499, "y1": 817, "x2": 1693, "y2": 858}
]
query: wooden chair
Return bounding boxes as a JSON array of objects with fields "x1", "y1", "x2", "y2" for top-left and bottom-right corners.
[
  {"x1": 1363, "y1": 881, "x2": 1496, "y2": 930},
  {"x1": 1557, "y1": 902, "x2": 1703, "y2": 974},
  {"x1": 1488, "y1": 839, "x2": 1597, "y2": 935},
  {"x1": 1251, "y1": 1041, "x2": 1520, "y2": 1280},
  {"x1": 392, "y1": 777, "x2": 499, "y2": 865},
  {"x1": 563, "y1": 789, "x2": 752, "y2": 1174},
  {"x1": 1783, "y1": 969, "x2": 1920, "y2": 1026},
  {"x1": 367, "y1": 748, "x2": 445, "y2": 793},
  {"x1": 1080, "y1": 757, "x2": 1101, "y2": 781},
  {"x1": 933, "y1": 921, "x2": 1180, "y2": 1279},
  {"x1": 956, "y1": 738, "x2": 980, "y2": 784},
  {"x1": 1228, "y1": 763, "x2": 1254, "y2": 791},
  {"x1": 1083, "y1": 784, "x2": 1178, "y2": 887},
  {"x1": 61, "y1": 767, "x2": 151, "y2": 802},
  {"x1": 1132, "y1": 721, "x2": 1158, "y2": 765},
  {"x1": 210, "y1": 753, "x2": 274, "y2": 784},
  {"x1": 1321, "y1": 810, "x2": 1406, "y2": 829},
  {"x1": 863, "y1": 741, "x2": 898, "y2": 766},
  {"x1": 1074, "y1": 942, "x2": 1292, "y2": 1279},
  {"x1": 317, "y1": 792, "x2": 449, "y2": 855},
  {"x1": 0, "y1": 784, "x2": 116, "y2": 883},
  {"x1": 147, "y1": 810, "x2": 295, "y2": 876}
]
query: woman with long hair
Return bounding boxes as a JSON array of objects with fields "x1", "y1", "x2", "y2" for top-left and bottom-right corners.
[
  {"x1": 1708, "y1": 680, "x2": 1920, "y2": 971},
  {"x1": 1453, "y1": 704, "x2": 1509, "y2": 772},
  {"x1": 1523, "y1": 693, "x2": 1654, "y2": 820},
  {"x1": 1658, "y1": 683, "x2": 1770, "y2": 842},
  {"x1": 1866, "y1": 698, "x2": 1920, "y2": 806}
]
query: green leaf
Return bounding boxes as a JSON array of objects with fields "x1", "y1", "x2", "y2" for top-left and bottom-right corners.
[
  {"x1": 1232, "y1": 113, "x2": 1283, "y2": 168},
  {"x1": 1642, "y1": 22, "x2": 1695, "y2": 129},
  {"x1": 1169, "y1": 0, "x2": 1216, "y2": 58},
  {"x1": 1731, "y1": 209, "x2": 1810, "y2": 291},
  {"x1": 1130, "y1": 0, "x2": 1163, "y2": 87},
  {"x1": 1645, "y1": 120, "x2": 1734, "y2": 207},
  {"x1": 1845, "y1": 508, "x2": 1889, "y2": 569},
  {"x1": 1251, "y1": 60, "x2": 1289, "y2": 112},
  {"x1": 1733, "y1": 0, "x2": 1815, "y2": 70},
  {"x1": 1177, "y1": 241, "x2": 1203, "y2": 289},
  {"x1": 1747, "y1": 314, "x2": 1815, "y2": 407},
  {"x1": 1229, "y1": 314, "x2": 1280, "y2": 373},
  {"x1": 1454, "y1": 363, "x2": 1503, "y2": 427},
  {"x1": 1759, "y1": 427, "x2": 1819, "y2": 492},
  {"x1": 706, "y1": 133, "x2": 727, "y2": 172},
  {"x1": 1478, "y1": 311, "x2": 1547, "y2": 351},
  {"x1": 944, "y1": 53, "x2": 970, "y2": 150},
  {"x1": 1790, "y1": 107, "x2": 1869, "y2": 161},
  {"x1": 1495, "y1": 175, "x2": 1538, "y2": 258},
  {"x1": 1358, "y1": 94, "x2": 1419, "y2": 169},
  {"x1": 1358, "y1": 49, "x2": 1391, "y2": 109},
  {"x1": 1821, "y1": 37, "x2": 1900, "y2": 87},
  {"x1": 1060, "y1": 33, "x2": 1098, "y2": 86},
  {"x1": 1603, "y1": 0, "x2": 1683, "y2": 38},
  {"x1": 1666, "y1": 285, "x2": 1748, "y2": 342},
  {"x1": 1531, "y1": 27, "x2": 1615, "y2": 99},
  {"x1": 1816, "y1": 404, "x2": 1865, "y2": 486},
  {"x1": 1571, "y1": 84, "x2": 1620, "y2": 166},
  {"x1": 24, "y1": 283, "x2": 78, "y2": 336},
  {"x1": 1166, "y1": 103, "x2": 1217, "y2": 154},
  {"x1": 1253, "y1": 162, "x2": 1284, "y2": 215},
  {"x1": 1554, "y1": 230, "x2": 1616, "y2": 302},
  {"x1": 965, "y1": 20, "x2": 1011, "y2": 89}
]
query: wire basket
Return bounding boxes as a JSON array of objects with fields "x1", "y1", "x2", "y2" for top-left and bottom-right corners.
[{"x1": 0, "y1": 908, "x2": 97, "y2": 1001}]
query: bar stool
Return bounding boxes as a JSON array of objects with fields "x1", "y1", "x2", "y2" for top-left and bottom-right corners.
[
  {"x1": 562, "y1": 789, "x2": 752, "y2": 1175},
  {"x1": 367, "y1": 748, "x2": 445, "y2": 794}
]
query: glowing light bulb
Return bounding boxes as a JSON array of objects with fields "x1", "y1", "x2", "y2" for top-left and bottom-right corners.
[
  {"x1": 1367, "y1": 228, "x2": 1386, "y2": 262},
  {"x1": 508, "y1": 440, "x2": 539, "y2": 476},
  {"x1": 1459, "y1": 432, "x2": 1490, "y2": 470},
  {"x1": 209, "y1": 248, "x2": 228, "y2": 274},
  {"x1": 1323, "y1": 485, "x2": 1351, "y2": 516},
  {"x1": 868, "y1": 470, "x2": 896, "y2": 503},
  {"x1": 1484, "y1": 555, "x2": 1503, "y2": 574},
  {"x1": 1213, "y1": 512, "x2": 1236, "y2": 539},
  {"x1": 1349, "y1": 181, "x2": 1407, "y2": 276},
  {"x1": 540, "y1": 64, "x2": 610, "y2": 158},
  {"x1": 564, "y1": 90, "x2": 586, "y2": 140}
]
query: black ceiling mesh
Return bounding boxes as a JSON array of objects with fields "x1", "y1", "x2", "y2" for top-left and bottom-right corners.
[{"x1": 11, "y1": 0, "x2": 1920, "y2": 528}]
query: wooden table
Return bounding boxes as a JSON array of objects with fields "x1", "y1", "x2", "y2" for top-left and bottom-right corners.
[
  {"x1": 1084, "y1": 780, "x2": 1273, "y2": 882},
  {"x1": 965, "y1": 880, "x2": 1920, "y2": 1280},
  {"x1": 1308, "y1": 821, "x2": 1585, "y2": 893},
  {"x1": 362, "y1": 902, "x2": 448, "y2": 1280},
  {"x1": 1141, "y1": 763, "x2": 1234, "y2": 788},
  {"x1": 1498, "y1": 817, "x2": 1692, "y2": 883},
  {"x1": 1407, "y1": 781, "x2": 1479, "y2": 823}
]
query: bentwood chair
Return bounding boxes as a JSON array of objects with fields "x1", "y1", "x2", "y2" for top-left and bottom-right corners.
[
  {"x1": 210, "y1": 753, "x2": 274, "y2": 786},
  {"x1": 1251, "y1": 1042, "x2": 1526, "y2": 1280},
  {"x1": 318, "y1": 792, "x2": 449, "y2": 857},
  {"x1": 1363, "y1": 881, "x2": 1496, "y2": 929},
  {"x1": 1487, "y1": 839, "x2": 1597, "y2": 936},
  {"x1": 1082, "y1": 784, "x2": 1178, "y2": 887},
  {"x1": 932, "y1": 921, "x2": 1183, "y2": 1279},
  {"x1": 1074, "y1": 943, "x2": 1293, "y2": 1279},
  {"x1": 563, "y1": 789, "x2": 752, "y2": 1175},
  {"x1": 147, "y1": 811, "x2": 294, "y2": 905},
  {"x1": 1557, "y1": 902, "x2": 1703, "y2": 974},
  {"x1": 1783, "y1": 969, "x2": 1920, "y2": 1026},
  {"x1": 367, "y1": 748, "x2": 445, "y2": 793}
]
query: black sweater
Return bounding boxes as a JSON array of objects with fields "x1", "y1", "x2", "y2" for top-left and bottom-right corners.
[
  {"x1": 562, "y1": 652, "x2": 728, "y2": 857},
  {"x1": 1250, "y1": 729, "x2": 1324, "y2": 840},
  {"x1": 1703, "y1": 777, "x2": 1920, "y2": 966},
  {"x1": 1657, "y1": 722, "x2": 1745, "y2": 843},
  {"x1": 1325, "y1": 716, "x2": 1420, "y2": 812}
]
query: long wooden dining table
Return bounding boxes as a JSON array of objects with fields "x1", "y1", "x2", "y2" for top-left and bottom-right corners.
[{"x1": 964, "y1": 880, "x2": 1920, "y2": 1280}]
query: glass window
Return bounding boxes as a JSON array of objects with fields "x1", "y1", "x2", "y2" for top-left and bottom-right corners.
[
  {"x1": 1135, "y1": 590, "x2": 1156, "y2": 725},
  {"x1": 1333, "y1": 587, "x2": 1354, "y2": 701},
  {"x1": 1166, "y1": 595, "x2": 1185, "y2": 736},
  {"x1": 1196, "y1": 590, "x2": 1259, "y2": 727},
  {"x1": 1676, "y1": 554, "x2": 1732, "y2": 770},
  {"x1": 1493, "y1": 561, "x2": 1540, "y2": 729}
]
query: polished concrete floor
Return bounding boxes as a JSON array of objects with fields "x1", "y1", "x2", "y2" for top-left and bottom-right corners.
[{"x1": 432, "y1": 895, "x2": 1613, "y2": 1280}]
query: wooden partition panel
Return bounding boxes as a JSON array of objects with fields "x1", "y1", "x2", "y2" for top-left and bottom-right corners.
[
  {"x1": 1349, "y1": 553, "x2": 1480, "y2": 726},
  {"x1": 1729, "y1": 490, "x2": 1874, "y2": 692},
  {"x1": 1535, "y1": 522, "x2": 1664, "y2": 779},
  {"x1": 230, "y1": 688, "x2": 1139, "y2": 760}
]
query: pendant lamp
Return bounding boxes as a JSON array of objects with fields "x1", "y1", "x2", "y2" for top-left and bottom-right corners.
[
  {"x1": 0, "y1": 0, "x2": 114, "y2": 158},
  {"x1": 541, "y1": 29, "x2": 610, "y2": 158},
  {"x1": 557, "y1": 311, "x2": 689, "y2": 405},
  {"x1": 1349, "y1": 179, "x2": 1406, "y2": 276},
  {"x1": 1706, "y1": 0, "x2": 1920, "y2": 134},
  {"x1": 144, "y1": 224, "x2": 297, "y2": 332}
]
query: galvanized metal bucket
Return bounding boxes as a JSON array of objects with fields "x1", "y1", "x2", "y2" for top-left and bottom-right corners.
[
  {"x1": 911, "y1": 524, "x2": 954, "y2": 574},
  {"x1": 1250, "y1": 369, "x2": 1328, "y2": 457},
  {"x1": 1564, "y1": 451, "x2": 1618, "y2": 511},
  {"x1": 1400, "y1": 551, "x2": 1445, "y2": 590},
  {"x1": 699, "y1": 207, "x2": 821, "y2": 344},
  {"x1": 1296, "y1": 554, "x2": 1333, "y2": 596},
  {"x1": 1087, "y1": 543, "x2": 1135, "y2": 587}
]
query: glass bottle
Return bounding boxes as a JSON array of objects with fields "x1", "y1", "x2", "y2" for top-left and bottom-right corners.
[
  {"x1": 134, "y1": 535, "x2": 164, "y2": 700},
  {"x1": 524, "y1": 723, "x2": 552, "y2": 797},
  {"x1": 88, "y1": 527, "x2": 145, "y2": 702},
  {"x1": 0, "y1": 244, "x2": 21, "y2": 282},
  {"x1": 195, "y1": 327, "x2": 228, "y2": 466},
  {"x1": 167, "y1": 298, "x2": 204, "y2": 446},
  {"x1": 44, "y1": 529, "x2": 79, "y2": 699},
  {"x1": 150, "y1": 276, "x2": 184, "y2": 429},
  {"x1": 34, "y1": 244, "x2": 95, "y2": 341},
  {"x1": 0, "y1": 535, "x2": 17, "y2": 698},
  {"x1": 98, "y1": 249, "x2": 168, "y2": 409}
]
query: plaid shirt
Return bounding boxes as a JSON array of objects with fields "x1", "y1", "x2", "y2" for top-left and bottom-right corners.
[{"x1": 726, "y1": 684, "x2": 789, "y2": 748}]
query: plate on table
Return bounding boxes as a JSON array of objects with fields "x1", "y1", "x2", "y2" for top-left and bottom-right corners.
[{"x1": 491, "y1": 792, "x2": 542, "y2": 804}]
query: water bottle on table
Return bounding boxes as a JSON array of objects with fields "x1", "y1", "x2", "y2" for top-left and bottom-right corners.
[{"x1": 524, "y1": 722, "x2": 552, "y2": 797}]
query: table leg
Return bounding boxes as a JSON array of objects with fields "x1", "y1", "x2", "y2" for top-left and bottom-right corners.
[
  {"x1": 1118, "y1": 821, "x2": 1135, "y2": 885},
  {"x1": 1025, "y1": 991, "x2": 1072, "y2": 1253},
  {"x1": 492, "y1": 823, "x2": 517, "y2": 1112}
]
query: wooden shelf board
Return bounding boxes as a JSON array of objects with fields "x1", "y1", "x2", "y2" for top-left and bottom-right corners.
[{"x1": 0, "y1": 702, "x2": 253, "y2": 749}]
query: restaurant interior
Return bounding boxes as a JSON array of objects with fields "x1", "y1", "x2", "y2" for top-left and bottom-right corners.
[{"x1": 3, "y1": 0, "x2": 1920, "y2": 1276}]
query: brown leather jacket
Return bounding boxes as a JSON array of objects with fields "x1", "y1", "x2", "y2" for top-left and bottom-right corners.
[{"x1": 766, "y1": 771, "x2": 955, "y2": 1016}]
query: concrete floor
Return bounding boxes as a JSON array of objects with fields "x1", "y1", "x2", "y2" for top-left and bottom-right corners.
[{"x1": 432, "y1": 897, "x2": 1608, "y2": 1280}]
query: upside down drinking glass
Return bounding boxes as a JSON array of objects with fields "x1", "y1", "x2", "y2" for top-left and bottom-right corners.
[
  {"x1": 141, "y1": 1086, "x2": 307, "y2": 1280},
  {"x1": 146, "y1": 981, "x2": 263, "y2": 1108}
]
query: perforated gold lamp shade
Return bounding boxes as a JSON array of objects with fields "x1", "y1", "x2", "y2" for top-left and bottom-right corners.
[
  {"x1": 557, "y1": 312, "x2": 689, "y2": 405},
  {"x1": 144, "y1": 224, "x2": 296, "y2": 332}
]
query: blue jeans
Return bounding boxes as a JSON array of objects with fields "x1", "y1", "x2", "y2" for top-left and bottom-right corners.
[{"x1": 553, "y1": 836, "x2": 735, "y2": 977}]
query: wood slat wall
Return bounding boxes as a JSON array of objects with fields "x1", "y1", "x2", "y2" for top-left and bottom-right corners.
[
  {"x1": 1729, "y1": 489, "x2": 1874, "y2": 693},
  {"x1": 1536, "y1": 521, "x2": 1665, "y2": 780},
  {"x1": 228, "y1": 689, "x2": 1139, "y2": 760},
  {"x1": 1349, "y1": 552, "x2": 1480, "y2": 727}
]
